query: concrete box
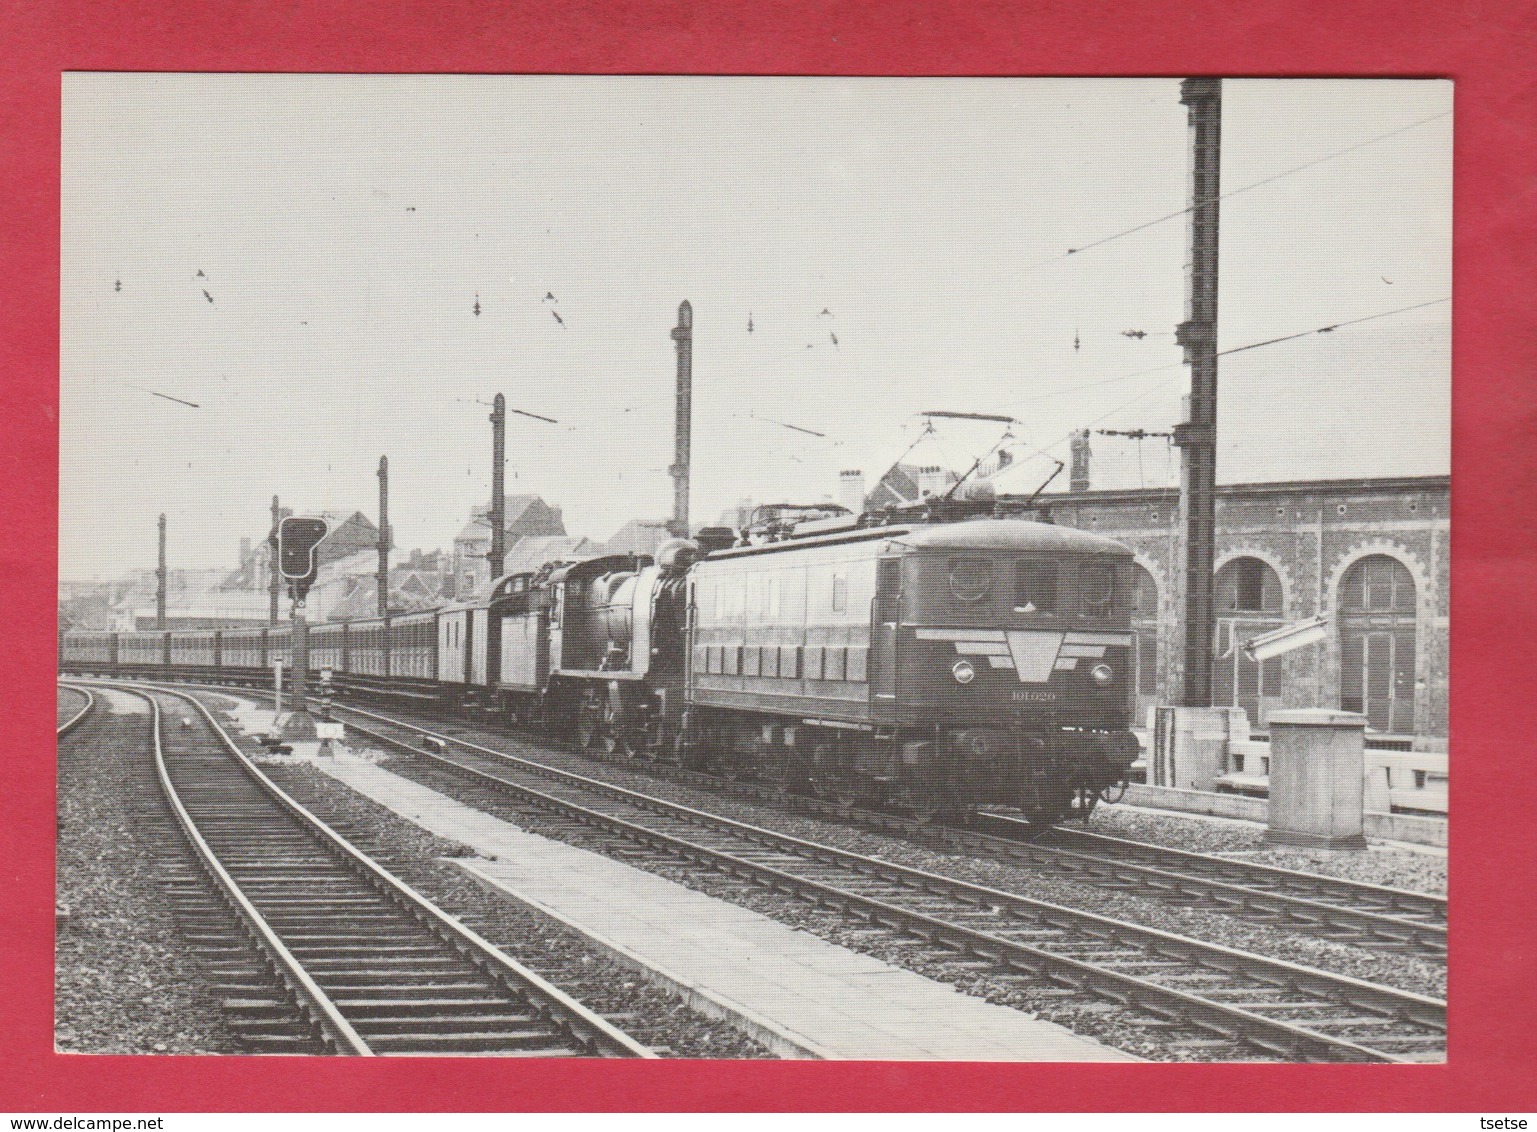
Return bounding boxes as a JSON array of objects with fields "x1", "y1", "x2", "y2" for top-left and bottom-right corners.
[{"x1": 1265, "y1": 708, "x2": 1369, "y2": 850}]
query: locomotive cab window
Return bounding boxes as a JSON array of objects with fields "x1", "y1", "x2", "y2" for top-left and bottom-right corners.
[
  {"x1": 1079, "y1": 559, "x2": 1116, "y2": 617},
  {"x1": 947, "y1": 557, "x2": 993, "y2": 603},
  {"x1": 1015, "y1": 559, "x2": 1058, "y2": 612}
]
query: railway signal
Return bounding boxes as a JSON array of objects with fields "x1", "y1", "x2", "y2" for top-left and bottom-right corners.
[{"x1": 277, "y1": 515, "x2": 329, "y2": 603}]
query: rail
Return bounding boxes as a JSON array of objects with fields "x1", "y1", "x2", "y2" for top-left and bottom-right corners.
[
  {"x1": 56, "y1": 684, "x2": 95, "y2": 737},
  {"x1": 127, "y1": 684, "x2": 373, "y2": 1055}
]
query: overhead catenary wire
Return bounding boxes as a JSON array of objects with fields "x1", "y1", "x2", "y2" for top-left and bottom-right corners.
[
  {"x1": 998, "y1": 294, "x2": 1451, "y2": 415},
  {"x1": 1016, "y1": 107, "x2": 1452, "y2": 275},
  {"x1": 1217, "y1": 296, "x2": 1450, "y2": 357},
  {"x1": 1017, "y1": 295, "x2": 1452, "y2": 458}
]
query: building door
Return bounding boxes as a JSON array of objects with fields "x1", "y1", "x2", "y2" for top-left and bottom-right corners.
[
  {"x1": 1339, "y1": 556, "x2": 1417, "y2": 733},
  {"x1": 868, "y1": 557, "x2": 901, "y2": 718}
]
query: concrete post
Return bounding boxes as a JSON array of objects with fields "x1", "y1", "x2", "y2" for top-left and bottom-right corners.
[
  {"x1": 1152, "y1": 705, "x2": 1237, "y2": 790},
  {"x1": 1173, "y1": 77, "x2": 1221, "y2": 709},
  {"x1": 1264, "y1": 709, "x2": 1369, "y2": 850},
  {"x1": 156, "y1": 514, "x2": 167, "y2": 629},
  {"x1": 278, "y1": 597, "x2": 318, "y2": 741},
  {"x1": 489, "y1": 395, "x2": 506, "y2": 585},
  {"x1": 669, "y1": 300, "x2": 693, "y2": 538},
  {"x1": 269, "y1": 496, "x2": 282, "y2": 625}
]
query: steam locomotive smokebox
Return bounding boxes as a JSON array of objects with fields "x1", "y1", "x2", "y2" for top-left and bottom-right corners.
[{"x1": 1264, "y1": 709, "x2": 1370, "y2": 851}]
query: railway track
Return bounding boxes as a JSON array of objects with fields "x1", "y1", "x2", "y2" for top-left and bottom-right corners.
[
  {"x1": 1011, "y1": 819, "x2": 1447, "y2": 956},
  {"x1": 282, "y1": 694, "x2": 1445, "y2": 1063},
  {"x1": 83, "y1": 682, "x2": 652, "y2": 1058},
  {"x1": 287, "y1": 686, "x2": 1447, "y2": 961},
  {"x1": 57, "y1": 683, "x2": 94, "y2": 737}
]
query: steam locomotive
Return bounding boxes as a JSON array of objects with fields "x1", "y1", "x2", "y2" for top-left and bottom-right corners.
[{"x1": 60, "y1": 498, "x2": 1141, "y2": 826}]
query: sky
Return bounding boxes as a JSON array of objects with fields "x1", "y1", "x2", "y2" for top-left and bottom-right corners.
[{"x1": 59, "y1": 76, "x2": 1451, "y2": 578}]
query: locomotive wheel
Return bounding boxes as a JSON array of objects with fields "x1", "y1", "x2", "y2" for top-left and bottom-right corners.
[
  {"x1": 1070, "y1": 784, "x2": 1102, "y2": 822},
  {"x1": 598, "y1": 702, "x2": 620, "y2": 756},
  {"x1": 575, "y1": 694, "x2": 604, "y2": 750}
]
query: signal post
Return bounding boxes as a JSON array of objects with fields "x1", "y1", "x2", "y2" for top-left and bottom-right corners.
[{"x1": 275, "y1": 515, "x2": 330, "y2": 741}]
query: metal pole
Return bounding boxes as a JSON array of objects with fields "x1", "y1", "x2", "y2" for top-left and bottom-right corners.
[
  {"x1": 489, "y1": 393, "x2": 506, "y2": 585},
  {"x1": 669, "y1": 300, "x2": 693, "y2": 537},
  {"x1": 291, "y1": 596, "x2": 309, "y2": 714},
  {"x1": 377, "y1": 456, "x2": 390, "y2": 618},
  {"x1": 156, "y1": 513, "x2": 167, "y2": 629},
  {"x1": 269, "y1": 495, "x2": 282, "y2": 625},
  {"x1": 1173, "y1": 77, "x2": 1221, "y2": 708}
]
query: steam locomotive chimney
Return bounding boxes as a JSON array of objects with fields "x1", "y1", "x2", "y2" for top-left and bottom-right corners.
[
  {"x1": 489, "y1": 393, "x2": 506, "y2": 587},
  {"x1": 669, "y1": 301, "x2": 693, "y2": 538},
  {"x1": 156, "y1": 513, "x2": 167, "y2": 630},
  {"x1": 377, "y1": 455, "x2": 390, "y2": 618}
]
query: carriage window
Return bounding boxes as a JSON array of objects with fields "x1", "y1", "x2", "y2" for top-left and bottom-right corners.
[
  {"x1": 1080, "y1": 560, "x2": 1116, "y2": 616},
  {"x1": 948, "y1": 558, "x2": 993, "y2": 603},
  {"x1": 1015, "y1": 559, "x2": 1058, "y2": 612},
  {"x1": 831, "y1": 571, "x2": 849, "y2": 612}
]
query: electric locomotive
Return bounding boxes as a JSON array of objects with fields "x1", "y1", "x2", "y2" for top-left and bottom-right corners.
[{"x1": 678, "y1": 504, "x2": 1140, "y2": 823}]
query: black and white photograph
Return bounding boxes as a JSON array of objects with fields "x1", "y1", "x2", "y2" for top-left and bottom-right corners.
[{"x1": 56, "y1": 74, "x2": 1450, "y2": 1062}]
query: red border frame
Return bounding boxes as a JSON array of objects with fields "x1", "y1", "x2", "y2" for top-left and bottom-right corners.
[{"x1": 6, "y1": 0, "x2": 1535, "y2": 1112}]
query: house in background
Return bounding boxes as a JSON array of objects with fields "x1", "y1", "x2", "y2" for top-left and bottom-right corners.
[{"x1": 451, "y1": 497, "x2": 567, "y2": 598}]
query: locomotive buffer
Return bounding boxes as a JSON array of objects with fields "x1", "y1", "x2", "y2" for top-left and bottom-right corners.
[{"x1": 275, "y1": 515, "x2": 329, "y2": 741}]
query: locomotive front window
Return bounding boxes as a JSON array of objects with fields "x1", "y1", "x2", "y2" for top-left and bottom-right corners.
[
  {"x1": 1015, "y1": 559, "x2": 1058, "y2": 612},
  {"x1": 1080, "y1": 560, "x2": 1116, "y2": 617},
  {"x1": 947, "y1": 557, "x2": 993, "y2": 603}
]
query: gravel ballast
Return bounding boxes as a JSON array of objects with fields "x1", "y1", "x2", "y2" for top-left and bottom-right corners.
[
  {"x1": 1089, "y1": 804, "x2": 1447, "y2": 895},
  {"x1": 56, "y1": 689, "x2": 246, "y2": 1054},
  {"x1": 254, "y1": 758, "x2": 776, "y2": 1059}
]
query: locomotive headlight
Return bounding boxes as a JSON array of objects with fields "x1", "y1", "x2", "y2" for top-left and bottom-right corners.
[
  {"x1": 1091, "y1": 663, "x2": 1115, "y2": 686},
  {"x1": 952, "y1": 660, "x2": 976, "y2": 685}
]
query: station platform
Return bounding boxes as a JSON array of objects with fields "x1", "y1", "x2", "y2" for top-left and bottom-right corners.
[{"x1": 281, "y1": 742, "x2": 1132, "y2": 1062}]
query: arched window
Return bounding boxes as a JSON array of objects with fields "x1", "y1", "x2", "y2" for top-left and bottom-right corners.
[
  {"x1": 1339, "y1": 555, "x2": 1417, "y2": 733},
  {"x1": 1340, "y1": 554, "x2": 1415, "y2": 614},
  {"x1": 1216, "y1": 556, "x2": 1282, "y2": 613},
  {"x1": 1213, "y1": 557, "x2": 1285, "y2": 729}
]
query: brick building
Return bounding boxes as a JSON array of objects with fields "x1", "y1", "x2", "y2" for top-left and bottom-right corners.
[{"x1": 1040, "y1": 475, "x2": 1449, "y2": 740}]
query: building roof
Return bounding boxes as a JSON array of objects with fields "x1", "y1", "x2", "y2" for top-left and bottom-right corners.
[
  {"x1": 501, "y1": 534, "x2": 597, "y2": 574},
  {"x1": 603, "y1": 519, "x2": 673, "y2": 557},
  {"x1": 866, "y1": 463, "x2": 960, "y2": 510},
  {"x1": 454, "y1": 496, "x2": 556, "y2": 544},
  {"x1": 1041, "y1": 473, "x2": 1450, "y2": 508}
]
